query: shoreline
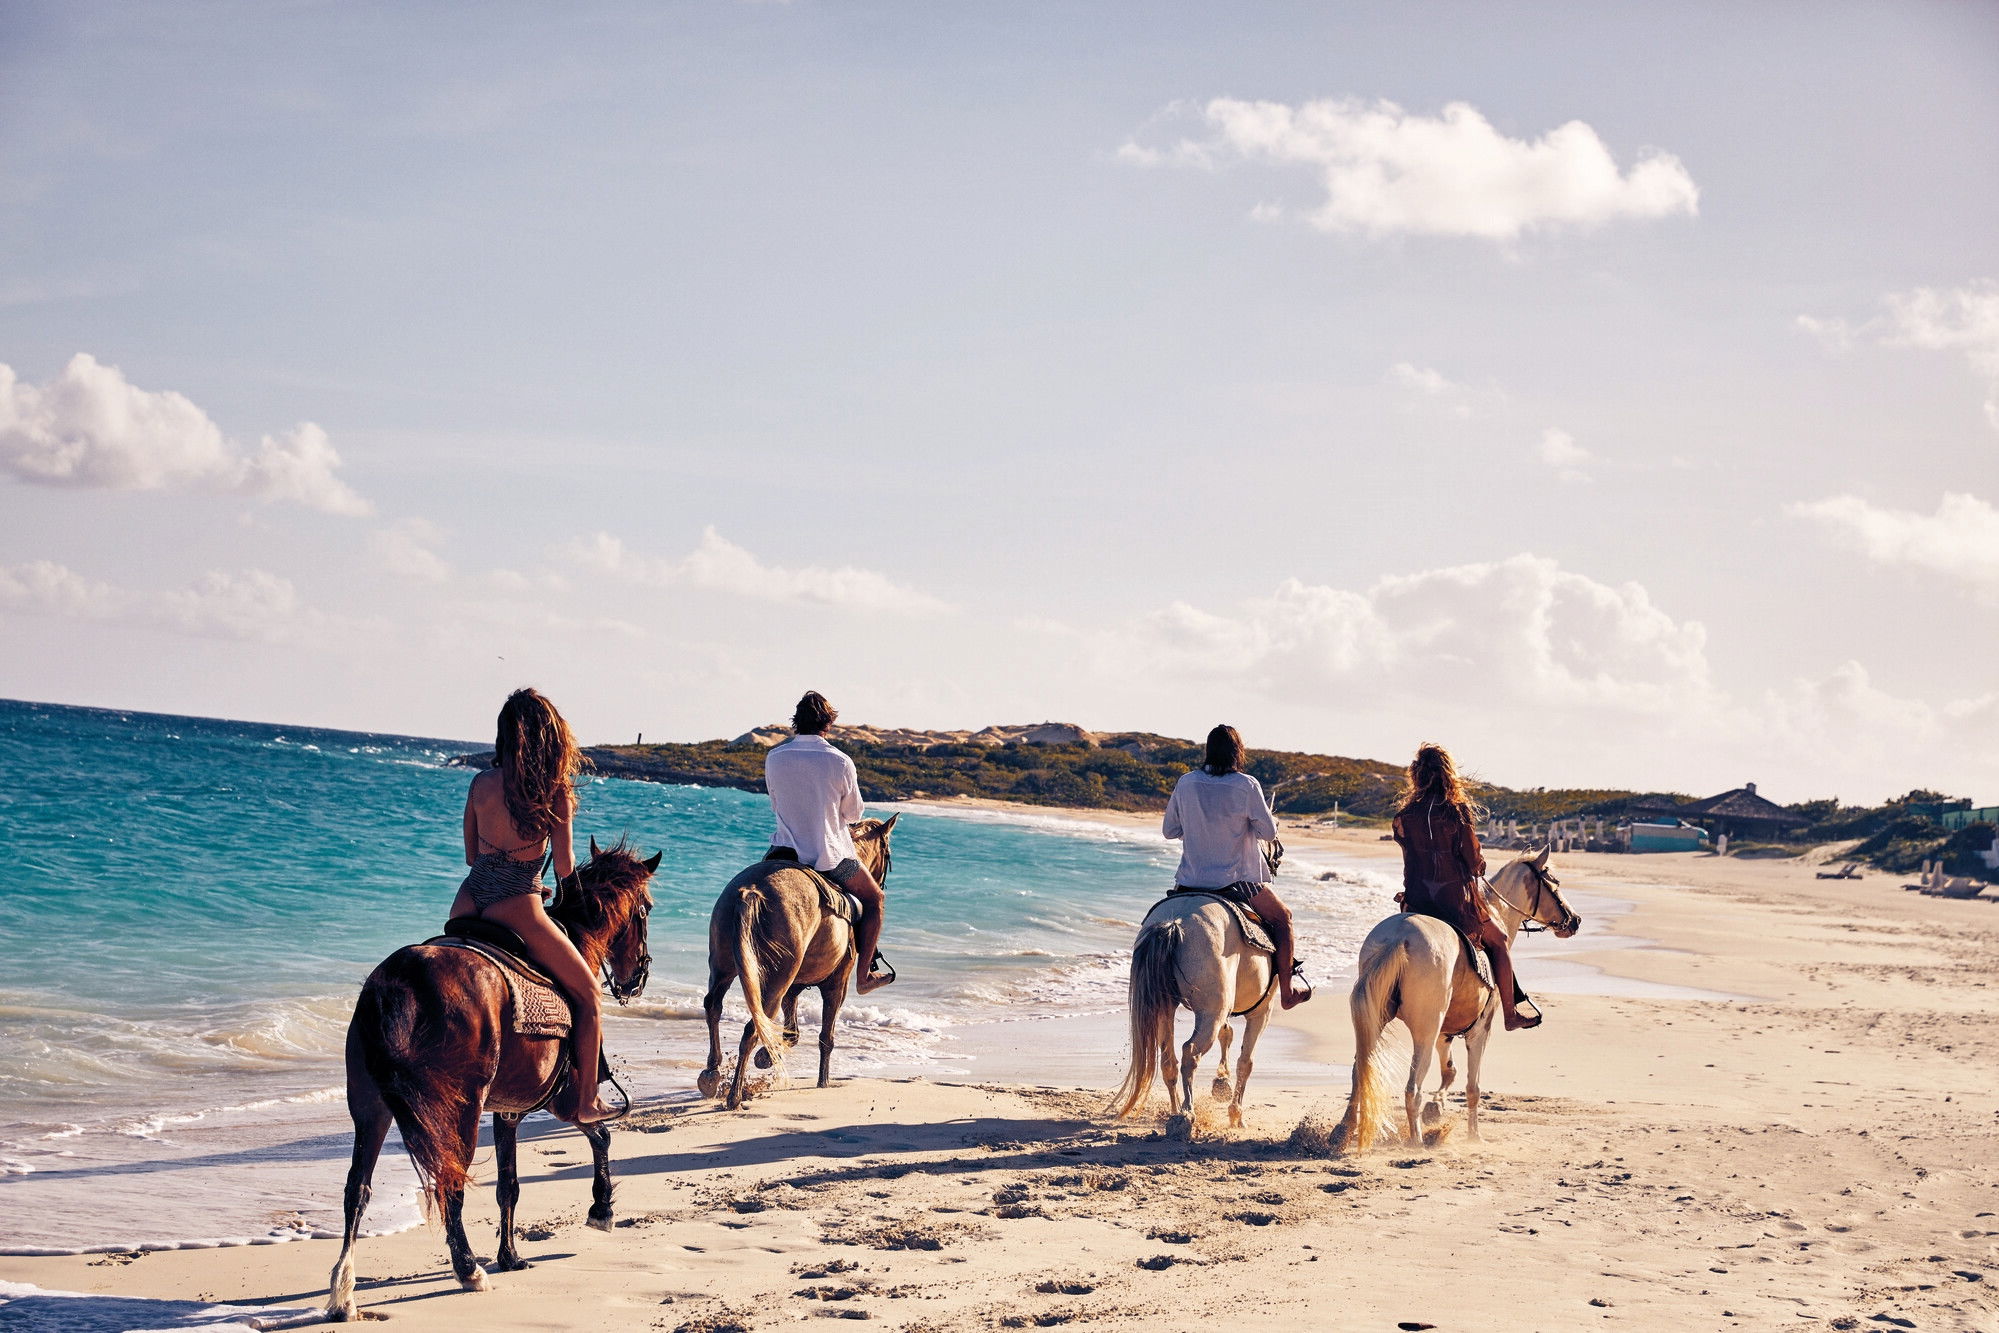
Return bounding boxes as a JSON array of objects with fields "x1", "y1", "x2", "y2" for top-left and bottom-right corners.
[{"x1": 5, "y1": 796, "x2": 1996, "y2": 1329}]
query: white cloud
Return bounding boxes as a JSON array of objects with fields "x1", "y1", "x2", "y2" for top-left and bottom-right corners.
[
  {"x1": 0, "y1": 560, "x2": 316, "y2": 642},
  {"x1": 1122, "y1": 97, "x2": 1698, "y2": 241},
  {"x1": 1125, "y1": 554, "x2": 1714, "y2": 714},
  {"x1": 370, "y1": 518, "x2": 451, "y2": 583},
  {"x1": 1537, "y1": 427, "x2": 1593, "y2": 482},
  {"x1": 1800, "y1": 281, "x2": 1999, "y2": 429},
  {"x1": 0, "y1": 354, "x2": 370, "y2": 514},
  {"x1": 1789, "y1": 492, "x2": 1999, "y2": 593},
  {"x1": 561, "y1": 527, "x2": 952, "y2": 614}
]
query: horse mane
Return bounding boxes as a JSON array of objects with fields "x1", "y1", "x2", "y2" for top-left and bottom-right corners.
[{"x1": 554, "y1": 837, "x2": 654, "y2": 937}]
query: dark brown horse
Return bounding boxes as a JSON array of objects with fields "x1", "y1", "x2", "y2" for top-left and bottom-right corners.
[
  {"x1": 698, "y1": 815, "x2": 897, "y2": 1108},
  {"x1": 326, "y1": 838, "x2": 659, "y2": 1322}
]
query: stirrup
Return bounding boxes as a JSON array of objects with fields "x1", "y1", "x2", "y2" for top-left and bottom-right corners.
[
  {"x1": 1506, "y1": 994, "x2": 1543, "y2": 1030},
  {"x1": 1286, "y1": 961, "x2": 1313, "y2": 1003},
  {"x1": 868, "y1": 950, "x2": 897, "y2": 985}
]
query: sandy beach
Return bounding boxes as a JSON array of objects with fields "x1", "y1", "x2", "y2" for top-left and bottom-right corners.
[{"x1": 4, "y1": 804, "x2": 1995, "y2": 1333}]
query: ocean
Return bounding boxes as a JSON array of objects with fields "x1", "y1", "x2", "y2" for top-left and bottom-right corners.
[{"x1": 0, "y1": 698, "x2": 1402, "y2": 1253}]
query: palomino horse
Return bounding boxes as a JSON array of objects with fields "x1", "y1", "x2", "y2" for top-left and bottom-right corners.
[
  {"x1": 1336, "y1": 847, "x2": 1579, "y2": 1153},
  {"x1": 1109, "y1": 894, "x2": 1275, "y2": 1133},
  {"x1": 326, "y1": 839, "x2": 659, "y2": 1322},
  {"x1": 699, "y1": 814, "x2": 898, "y2": 1109}
]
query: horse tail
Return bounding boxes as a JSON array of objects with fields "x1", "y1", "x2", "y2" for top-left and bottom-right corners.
[
  {"x1": 359, "y1": 966, "x2": 474, "y2": 1217},
  {"x1": 1337, "y1": 942, "x2": 1403, "y2": 1154},
  {"x1": 734, "y1": 884, "x2": 787, "y2": 1079},
  {"x1": 1109, "y1": 918, "x2": 1184, "y2": 1117}
]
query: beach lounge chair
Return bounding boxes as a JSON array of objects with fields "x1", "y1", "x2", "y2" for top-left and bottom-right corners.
[
  {"x1": 1815, "y1": 861, "x2": 1861, "y2": 880},
  {"x1": 1933, "y1": 876, "x2": 1990, "y2": 900}
]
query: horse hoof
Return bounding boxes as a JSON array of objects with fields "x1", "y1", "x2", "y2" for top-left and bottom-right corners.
[
  {"x1": 753, "y1": 1049, "x2": 773, "y2": 1070},
  {"x1": 460, "y1": 1266, "x2": 491, "y2": 1292},
  {"x1": 1210, "y1": 1078, "x2": 1231, "y2": 1102},
  {"x1": 587, "y1": 1214, "x2": 615, "y2": 1232},
  {"x1": 1166, "y1": 1113, "x2": 1195, "y2": 1142},
  {"x1": 495, "y1": 1256, "x2": 530, "y2": 1272},
  {"x1": 696, "y1": 1070, "x2": 721, "y2": 1099},
  {"x1": 326, "y1": 1302, "x2": 356, "y2": 1322},
  {"x1": 1228, "y1": 1106, "x2": 1243, "y2": 1129}
]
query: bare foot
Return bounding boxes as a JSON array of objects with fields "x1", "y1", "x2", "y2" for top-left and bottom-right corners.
[
  {"x1": 1502, "y1": 1009, "x2": 1542, "y2": 1032},
  {"x1": 571, "y1": 1098, "x2": 617, "y2": 1124},
  {"x1": 856, "y1": 970, "x2": 894, "y2": 995},
  {"x1": 1279, "y1": 985, "x2": 1312, "y2": 1010}
]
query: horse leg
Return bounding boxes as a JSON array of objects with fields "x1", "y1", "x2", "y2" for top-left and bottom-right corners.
[
  {"x1": 491, "y1": 1113, "x2": 527, "y2": 1272},
  {"x1": 1210, "y1": 1020, "x2": 1235, "y2": 1102},
  {"x1": 1430, "y1": 1035, "x2": 1458, "y2": 1125},
  {"x1": 580, "y1": 1121, "x2": 615, "y2": 1230},
  {"x1": 1402, "y1": 1006, "x2": 1445, "y2": 1148},
  {"x1": 1178, "y1": 1008, "x2": 1222, "y2": 1126},
  {"x1": 325, "y1": 1082, "x2": 391, "y2": 1321},
  {"x1": 756, "y1": 986, "x2": 805, "y2": 1070},
  {"x1": 1230, "y1": 1003, "x2": 1271, "y2": 1130},
  {"x1": 1464, "y1": 1014, "x2": 1494, "y2": 1141},
  {"x1": 439, "y1": 1100, "x2": 489, "y2": 1291},
  {"x1": 699, "y1": 966, "x2": 730, "y2": 1100},
  {"x1": 817, "y1": 971, "x2": 850, "y2": 1089}
]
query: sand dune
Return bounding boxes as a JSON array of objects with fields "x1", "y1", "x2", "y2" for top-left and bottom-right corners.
[{"x1": 3, "y1": 814, "x2": 1994, "y2": 1331}]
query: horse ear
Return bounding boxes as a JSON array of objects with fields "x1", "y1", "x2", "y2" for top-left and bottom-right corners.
[
  {"x1": 878, "y1": 812, "x2": 900, "y2": 835},
  {"x1": 589, "y1": 835, "x2": 601, "y2": 859},
  {"x1": 1532, "y1": 845, "x2": 1550, "y2": 868},
  {"x1": 643, "y1": 850, "x2": 662, "y2": 873}
]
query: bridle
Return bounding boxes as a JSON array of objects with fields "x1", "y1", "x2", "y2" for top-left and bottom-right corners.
[
  {"x1": 605, "y1": 899, "x2": 652, "y2": 1005},
  {"x1": 1484, "y1": 861, "x2": 1578, "y2": 935}
]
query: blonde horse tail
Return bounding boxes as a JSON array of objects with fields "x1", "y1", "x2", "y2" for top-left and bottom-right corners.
[
  {"x1": 1337, "y1": 944, "x2": 1402, "y2": 1154},
  {"x1": 734, "y1": 885, "x2": 787, "y2": 1081},
  {"x1": 1109, "y1": 919, "x2": 1183, "y2": 1117}
]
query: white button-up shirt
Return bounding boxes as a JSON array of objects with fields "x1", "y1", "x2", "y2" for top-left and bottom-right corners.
[
  {"x1": 765, "y1": 733, "x2": 864, "y2": 871},
  {"x1": 1163, "y1": 769, "x2": 1277, "y2": 889}
]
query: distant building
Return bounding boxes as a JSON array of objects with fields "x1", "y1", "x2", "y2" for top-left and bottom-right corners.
[
  {"x1": 1622, "y1": 782, "x2": 1810, "y2": 842},
  {"x1": 1941, "y1": 805, "x2": 1999, "y2": 831}
]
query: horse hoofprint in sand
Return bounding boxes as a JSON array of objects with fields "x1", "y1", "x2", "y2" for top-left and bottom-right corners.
[
  {"x1": 1110, "y1": 892, "x2": 1275, "y2": 1134},
  {"x1": 1337, "y1": 847, "x2": 1580, "y2": 1153}
]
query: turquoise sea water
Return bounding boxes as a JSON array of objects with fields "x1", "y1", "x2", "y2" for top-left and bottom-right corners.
[{"x1": 0, "y1": 698, "x2": 1400, "y2": 1252}]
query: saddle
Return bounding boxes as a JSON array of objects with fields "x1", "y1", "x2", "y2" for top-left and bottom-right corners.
[
  {"x1": 1451, "y1": 925, "x2": 1497, "y2": 992},
  {"x1": 428, "y1": 917, "x2": 573, "y2": 1039},
  {"x1": 1158, "y1": 889, "x2": 1275, "y2": 955}
]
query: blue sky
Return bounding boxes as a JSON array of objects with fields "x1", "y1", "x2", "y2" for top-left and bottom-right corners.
[{"x1": 2, "y1": 1, "x2": 1995, "y2": 801}]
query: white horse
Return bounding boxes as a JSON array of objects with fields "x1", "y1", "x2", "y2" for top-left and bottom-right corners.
[
  {"x1": 1337, "y1": 848, "x2": 1580, "y2": 1151},
  {"x1": 1109, "y1": 894, "x2": 1275, "y2": 1133}
]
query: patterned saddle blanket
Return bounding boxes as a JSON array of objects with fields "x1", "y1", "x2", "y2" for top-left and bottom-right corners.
[
  {"x1": 1452, "y1": 926, "x2": 1497, "y2": 991},
  {"x1": 1155, "y1": 890, "x2": 1275, "y2": 955},
  {"x1": 426, "y1": 919, "x2": 572, "y2": 1039}
]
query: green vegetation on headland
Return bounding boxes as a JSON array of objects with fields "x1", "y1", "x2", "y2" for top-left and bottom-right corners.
[{"x1": 453, "y1": 728, "x2": 1994, "y2": 882}]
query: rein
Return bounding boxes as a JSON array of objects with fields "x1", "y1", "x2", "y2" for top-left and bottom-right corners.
[{"x1": 1482, "y1": 864, "x2": 1563, "y2": 933}]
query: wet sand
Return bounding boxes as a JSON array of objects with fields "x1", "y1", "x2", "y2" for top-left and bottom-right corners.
[{"x1": 3, "y1": 804, "x2": 1995, "y2": 1331}]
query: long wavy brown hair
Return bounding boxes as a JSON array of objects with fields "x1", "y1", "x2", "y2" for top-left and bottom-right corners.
[
  {"x1": 1397, "y1": 742, "x2": 1481, "y2": 823},
  {"x1": 493, "y1": 688, "x2": 581, "y2": 841}
]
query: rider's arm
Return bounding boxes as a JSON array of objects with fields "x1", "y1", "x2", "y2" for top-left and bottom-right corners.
[
  {"x1": 551, "y1": 788, "x2": 578, "y2": 880},
  {"x1": 1246, "y1": 777, "x2": 1278, "y2": 841},
  {"x1": 838, "y1": 756, "x2": 864, "y2": 825},
  {"x1": 462, "y1": 780, "x2": 480, "y2": 866},
  {"x1": 1162, "y1": 784, "x2": 1183, "y2": 841},
  {"x1": 1459, "y1": 812, "x2": 1486, "y2": 877}
]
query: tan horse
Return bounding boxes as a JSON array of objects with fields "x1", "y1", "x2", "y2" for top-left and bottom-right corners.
[
  {"x1": 698, "y1": 814, "x2": 898, "y2": 1108},
  {"x1": 1109, "y1": 894, "x2": 1275, "y2": 1134},
  {"x1": 1337, "y1": 848, "x2": 1579, "y2": 1152}
]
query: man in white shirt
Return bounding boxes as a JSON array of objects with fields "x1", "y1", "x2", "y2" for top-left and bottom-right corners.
[
  {"x1": 1163, "y1": 725, "x2": 1309, "y2": 1008},
  {"x1": 764, "y1": 691, "x2": 893, "y2": 993}
]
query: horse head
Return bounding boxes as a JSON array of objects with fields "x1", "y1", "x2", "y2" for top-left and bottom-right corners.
[
  {"x1": 1522, "y1": 845, "x2": 1581, "y2": 938},
  {"x1": 568, "y1": 836, "x2": 662, "y2": 1004},
  {"x1": 849, "y1": 812, "x2": 899, "y2": 884}
]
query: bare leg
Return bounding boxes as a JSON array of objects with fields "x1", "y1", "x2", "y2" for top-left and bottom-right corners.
[
  {"x1": 842, "y1": 865, "x2": 892, "y2": 994},
  {"x1": 484, "y1": 893, "x2": 612, "y2": 1121},
  {"x1": 492, "y1": 1114, "x2": 528, "y2": 1272},
  {"x1": 1481, "y1": 928, "x2": 1539, "y2": 1031},
  {"x1": 326, "y1": 1085, "x2": 391, "y2": 1321},
  {"x1": 581, "y1": 1121, "x2": 615, "y2": 1230},
  {"x1": 1246, "y1": 888, "x2": 1308, "y2": 1008}
]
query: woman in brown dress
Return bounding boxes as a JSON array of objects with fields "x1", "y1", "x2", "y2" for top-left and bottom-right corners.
[{"x1": 1391, "y1": 742, "x2": 1540, "y2": 1031}]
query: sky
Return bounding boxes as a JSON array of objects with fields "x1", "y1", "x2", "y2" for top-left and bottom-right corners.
[{"x1": 1, "y1": 1, "x2": 1995, "y2": 804}]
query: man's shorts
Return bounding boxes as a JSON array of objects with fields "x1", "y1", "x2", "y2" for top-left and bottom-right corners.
[{"x1": 765, "y1": 846, "x2": 869, "y2": 891}]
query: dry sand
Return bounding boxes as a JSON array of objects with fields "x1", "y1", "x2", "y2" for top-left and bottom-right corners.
[{"x1": 5, "y1": 805, "x2": 1996, "y2": 1332}]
